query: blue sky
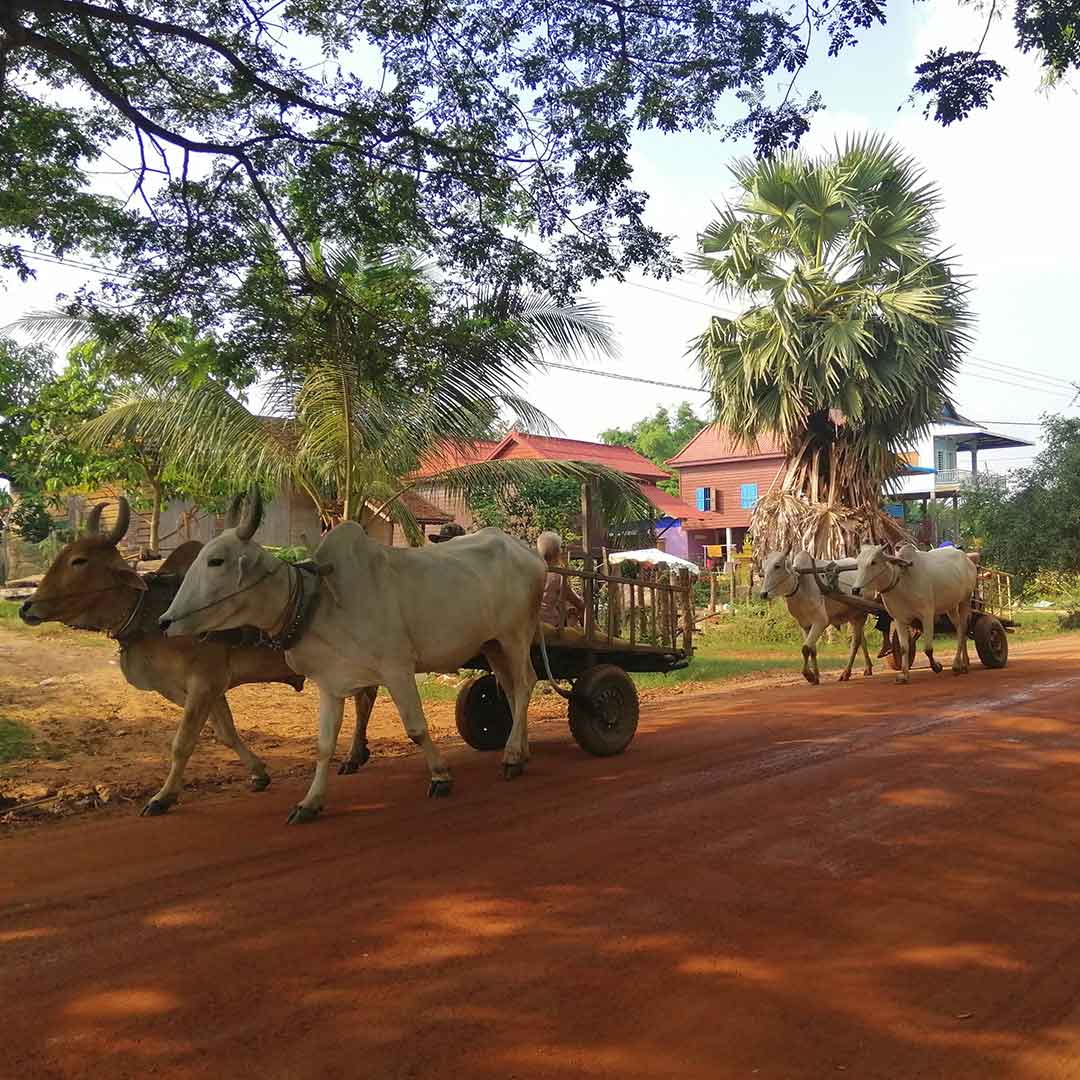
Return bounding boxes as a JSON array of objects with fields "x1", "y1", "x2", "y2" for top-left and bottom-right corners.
[{"x1": 4, "y1": 0, "x2": 1076, "y2": 474}]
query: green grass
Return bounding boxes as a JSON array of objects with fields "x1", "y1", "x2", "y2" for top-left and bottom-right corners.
[
  {"x1": 0, "y1": 600, "x2": 24, "y2": 623},
  {"x1": 0, "y1": 718, "x2": 35, "y2": 764},
  {"x1": 0, "y1": 598, "x2": 112, "y2": 646}
]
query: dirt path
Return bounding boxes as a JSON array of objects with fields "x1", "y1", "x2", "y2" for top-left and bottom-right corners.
[{"x1": 5, "y1": 637, "x2": 1080, "y2": 1078}]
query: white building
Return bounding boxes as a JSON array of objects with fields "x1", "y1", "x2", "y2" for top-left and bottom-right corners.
[{"x1": 887, "y1": 404, "x2": 1032, "y2": 531}]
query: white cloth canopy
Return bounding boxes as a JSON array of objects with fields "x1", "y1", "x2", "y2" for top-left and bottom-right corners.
[{"x1": 608, "y1": 549, "x2": 700, "y2": 575}]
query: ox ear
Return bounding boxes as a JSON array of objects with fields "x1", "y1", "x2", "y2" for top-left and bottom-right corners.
[
  {"x1": 110, "y1": 565, "x2": 148, "y2": 592},
  {"x1": 235, "y1": 486, "x2": 263, "y2": 541},
  {"x1": 884, "y1": 554, "x2": 914, "y2": 568}
]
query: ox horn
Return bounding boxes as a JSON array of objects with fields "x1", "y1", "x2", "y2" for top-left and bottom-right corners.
[
  {"x1": 235, "y1": 486, "x2": 263, "y2": 541},
  {"x1": 103, "y1": 497, "x2": 131, "y2": 546},
  {"x1": 84, "y1": 502, "x2": 106, "y2": 536},
  {"x1": 223, "y1": 493, "x2": 245, "y2": 531}
]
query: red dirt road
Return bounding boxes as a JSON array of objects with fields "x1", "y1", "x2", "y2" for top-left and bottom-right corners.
[{"x1": 6, "y1": 637, "x2": 1080, "y2": 1079}]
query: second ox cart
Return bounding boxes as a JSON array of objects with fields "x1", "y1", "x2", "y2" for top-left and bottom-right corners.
[{"x1": 799, "y1": 554, "x2": 1014, "y2": 671}]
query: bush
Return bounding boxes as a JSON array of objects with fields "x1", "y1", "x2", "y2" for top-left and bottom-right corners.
[
  {"x1": 1022, "y1": 569, "x2": 1080, "y2": 605},
  {"x1": 10, "y1": 495, "x2": 53, "y2": 543},
  {"x1": 723, "y1": 600, "x2": 807, "y2": 645}
]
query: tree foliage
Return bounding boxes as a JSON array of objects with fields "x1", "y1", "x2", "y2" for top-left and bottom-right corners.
[
  {"x1": 23, "y1": 247, "x2": 649, "y2": 541},
  {"x1": 691, "y1": 135, "x2": 972, "y2": 556},
  {"x1": 600, "y1": 402, "x2": 706, "y2": 494},
  {"x1": 3, "y1": 0, "x2": 1072, "y2": 317},
  {"x1": 961, "y1": 415, "x2": 1080, "y2": 585},
  {"x1": 10, "y1": 323, "x2": 251, "y2": 549},
  {"x1": 471, "y1": 474, "x2": 585, "y2": 544},
  {"x1": 0, "y1": 337, "x2": 55, "y2": 480}
]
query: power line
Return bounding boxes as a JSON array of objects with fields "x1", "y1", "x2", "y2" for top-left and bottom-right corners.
[
  {"x1": 543, "y1": 361, "x2": 708, "y2": 394},
  {"x1": 537, "y1": 363, "x2": 1070, "y2": 432},
  {"x1": 966, "y1": 356, "x2": 1075, "y2": 389},
  {"x1": 17, "y1": 250, "x2": 135, "y2": 279},
  {"x1": 620, "y1": 279, "x2": 738, "y2": 314},
  {"x1": 960, "y1": 366, "x2": 1076, "y2": 398}
]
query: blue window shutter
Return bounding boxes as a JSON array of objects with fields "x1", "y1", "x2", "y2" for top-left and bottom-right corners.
[
  {"x1": 740, "y1": 483, "x2": 758, "y2": 510},
  {"x1": 695, "y1": 487, "x2": 706, "y2": 512}
]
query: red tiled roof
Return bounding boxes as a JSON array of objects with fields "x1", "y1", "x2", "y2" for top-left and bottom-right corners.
[
  {"x1": 489, "y1": 431, "x2": 671, "y2": 482},
  {"x1": 666, "y1": 424, "x2": 785, "y2": 466},
  {"x1": 638, "y1": 483, "x2": 694, "y2": 519},
  {"x1": 411, "y1": 440, "x2": 501, "y2": 479},
  {"x1": 399, "y1": 490, "x2": 453, "y2": 524}
]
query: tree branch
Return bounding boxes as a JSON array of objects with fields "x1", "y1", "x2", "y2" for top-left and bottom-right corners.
[
  {"x1": 17, "y1": 24, "x2": 309, "y2": 271},
  {"x1": 23, "y1": 0, "x2": 352, "y2": 119}
]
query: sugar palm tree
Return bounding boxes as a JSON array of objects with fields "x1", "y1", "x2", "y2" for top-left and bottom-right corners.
[
  {"x1": 690, "y1": 134, "x2": 973, "y2": 557},
  {"x1": 19, "y1": 247, "x2": 648, "y2": 540}
]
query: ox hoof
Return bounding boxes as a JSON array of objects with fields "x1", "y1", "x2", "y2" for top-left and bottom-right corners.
[
  {"x1": 895, "y1": 674, "x2": 909, "y2": 685},
  {"x1": 837, "y1": 670, "x2": 852, "y2": 683},
  {"x1": 338, "y1": 748, "x2": 371, "y2": 775},
  {"x1": 249, "y1": 774, "x2": 271, "y2": 792},
  {"x1": 286, "y1": 804, "x2": 322, "y2": 825},
  {"x1": 428, "y1": 779, "x2": 453, "y2": 798},
  {"x1": 863, "y1": 668, "x2": 874, "y2": 678},
  {"x1": 930, "y1": 662, "x2": 944, "y2": 674},
  {"x1": 502, "y1": 762, "x2": 526, "y2": 781},
  {"x1": 952, "y1": 665, "x2": 970, "y2": 676},
  {"x1": 140, "y1": 797, "x2": 176, "y2": 817}
]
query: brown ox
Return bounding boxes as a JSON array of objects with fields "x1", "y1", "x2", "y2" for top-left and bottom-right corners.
[{"x1": 19, "y1": 498, "x2": 376, "y2": 816}]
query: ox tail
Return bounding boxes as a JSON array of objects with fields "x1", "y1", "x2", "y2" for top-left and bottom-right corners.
[{"x1": 536, "y1": 618, "x2": 572, "y2": 700}]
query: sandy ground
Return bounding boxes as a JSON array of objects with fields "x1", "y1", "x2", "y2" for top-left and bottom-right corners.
[
  {"x1": 0, "y1": 622, "x2": 578, "y2": 819},
  {"x1": 4, "y1": 635, "x2": 1080, "y2": 1078}
]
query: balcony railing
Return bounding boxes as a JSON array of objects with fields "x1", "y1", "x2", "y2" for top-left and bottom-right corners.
[{"x1": 935, "y1": 468, "x2": 974, "y2": 487}]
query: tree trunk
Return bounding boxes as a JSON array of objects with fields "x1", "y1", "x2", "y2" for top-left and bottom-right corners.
[
  {"x1": 148, "y1": 482, "x2": 162, "y2": 554},
  {"x1": 751, "y1": 415, "x2": 913, "y2": 559}
]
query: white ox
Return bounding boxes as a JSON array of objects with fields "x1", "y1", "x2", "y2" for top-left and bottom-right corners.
[
  {"x1": 159, "y1": 491, "x2": 545, "y2": 823},
  {"x1": 851, "y1": 543, "x2": 977, "y2": 684},
  {"x1": 759, "y1": 550, "x2": 874, "y2": 684}
]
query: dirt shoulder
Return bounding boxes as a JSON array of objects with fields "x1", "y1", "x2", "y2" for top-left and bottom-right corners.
[{"x1": 2, "y1": 619, "x2": 1072, "y2": 827}]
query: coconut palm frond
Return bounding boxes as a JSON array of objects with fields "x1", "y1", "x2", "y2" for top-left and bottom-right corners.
[{"x1": 419, "y1": 459, "x2": 652, "y2": 528}]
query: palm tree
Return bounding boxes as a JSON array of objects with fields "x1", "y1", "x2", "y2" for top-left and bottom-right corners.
[
  {"x1": 21, "y1": 247, "x2": 648, "y2": 541},
  {"x1": 691, "y1": 135, "x2": 973, "y2": 557}
]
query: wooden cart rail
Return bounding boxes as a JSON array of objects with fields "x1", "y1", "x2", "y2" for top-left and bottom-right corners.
[
  {"x1": 545, "y1": 562, "x2": 695, "y2": 657},
  {"x1": 453, "y1": 558, "x2": 696, "y2": 759}
]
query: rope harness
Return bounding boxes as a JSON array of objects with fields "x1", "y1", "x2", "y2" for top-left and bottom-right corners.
[{"x1": 164, "y1": 561, "x2": 283, "y2": 625}]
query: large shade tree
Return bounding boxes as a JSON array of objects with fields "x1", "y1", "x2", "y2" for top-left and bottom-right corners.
[
  {"x1": 3, "y1": 1, "x2": 1075, "y2": 320},
  {"x1": 691, "y1": 135, "x2": 973, "y2": 557}
]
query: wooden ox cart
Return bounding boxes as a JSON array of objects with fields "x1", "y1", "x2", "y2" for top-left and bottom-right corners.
[
  {"x1": 799, "y1": 556, "x2": 1014, "y2": 671},
  {"x1": 454, "y1": 560, "x2": 695, "y2": 758}
]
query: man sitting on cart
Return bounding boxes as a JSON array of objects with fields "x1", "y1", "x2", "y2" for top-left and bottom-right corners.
[{"x1": 537, "y1": 531, "x2": 585, "y2": 633}]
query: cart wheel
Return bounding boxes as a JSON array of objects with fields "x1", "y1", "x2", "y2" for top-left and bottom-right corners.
[
  {"x1": 973, "y1": 615, "x2": 1009, "y2": 669},
  {"x1": 568, "y1": 665, "x2": 639, "y2": 757},
  {"x1": 887, "y1": 633, "x2": 918, "y2": 672},
  {"x1": 455, "y1": 674, "x2": 512, "y2": 751}
]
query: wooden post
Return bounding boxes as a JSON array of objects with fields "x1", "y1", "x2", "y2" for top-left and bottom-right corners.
[
  {"x1": 728, "y1": 561, "x2": 736, "y2": 612},
  {"x1": 647, "y1": 568, "x2": 657, "y2": 645},
  {"x1": 629, "y1": 580, "x2": 637, "y2": 646},
  {"x1": 603, "y1": 550, "x2": 614, "y2": 645},
  {"x1": 709, "y1": 570, "x2": 717, "y2": 615},
  {"x1": 581, "y1": 481, "x2": 595, "y2": 641},
  {"x1": 681, "y1": 570, "x2": 694, "y2": 655}
]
